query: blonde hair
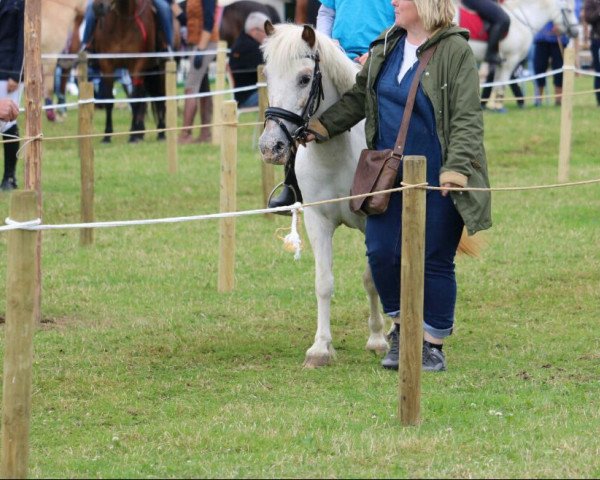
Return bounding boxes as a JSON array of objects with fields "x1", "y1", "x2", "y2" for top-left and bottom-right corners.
[{"x1": 414, "y1": 0, "x2": 456, "y2": 32}]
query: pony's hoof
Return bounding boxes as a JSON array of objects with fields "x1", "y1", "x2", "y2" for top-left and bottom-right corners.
[
  {"x1": 129, "y1": 136, "x2": 143, "y2": 144},
  {"x1": 303, "y1": 344, "x2": 336, "y2": 368},
  {"x1": 157, "y1": 133, "x2": 166, "y2": 141},
  {"x1": 303, "y1": 354, "x2": 333, "y2": 368},
  {"x1": 366, "y1": 334, "x2": 389, "y2": 355},
  {"x1": 102, "y1": 137, "x2": 111, "y2": 144}
]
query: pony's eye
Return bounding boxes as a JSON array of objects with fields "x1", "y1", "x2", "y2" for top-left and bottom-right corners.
[{"x1": 298, "y1": 75, "x2": 311, "y2": 87}]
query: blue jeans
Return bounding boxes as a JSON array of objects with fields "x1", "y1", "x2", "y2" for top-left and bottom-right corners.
[
  {"x1": 83, "y1": 0, "x2": 173, "y2": 49},
  {"x1": 365, "y1": 190, "x2": 464, "y2": 339},
  {"x1": 238, "y1": 91, "x2": 259, "y2": 108}
]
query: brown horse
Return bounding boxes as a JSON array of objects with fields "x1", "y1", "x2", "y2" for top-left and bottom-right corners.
[{"x1": 90, "y1": 0, "x2": 167, "y2": 143}]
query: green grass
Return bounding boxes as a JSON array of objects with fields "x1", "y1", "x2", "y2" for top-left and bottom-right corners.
[{"x1": 0, "y1": 78, "x2": 599, "y2": 478}]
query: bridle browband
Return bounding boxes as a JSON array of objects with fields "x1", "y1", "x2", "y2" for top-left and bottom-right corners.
[{"x1": 264, "y1": 52, "x2": 324, "y2": 153}]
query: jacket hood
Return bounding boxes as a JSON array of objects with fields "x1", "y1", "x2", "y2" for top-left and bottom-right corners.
[{"x1": 373, "y1": 24, "x2": 470, "y2": 56}]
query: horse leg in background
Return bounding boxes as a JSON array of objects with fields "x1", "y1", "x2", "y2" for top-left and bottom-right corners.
[
  {"x1": 100, "y1": 76, "x2": 115, "y2": 143},
  {"x1": 129, "y1": 76, "x2": 148, "y2": 143},
  {"x1": 145, "y1": 66, "x2": 166, "y2": 141},
  {"x1": 363, "y1": 263, "x2": 388, "y2": 355},
  {"x1": 302, "y1": 209, "x2": 337, "y2": 368}
]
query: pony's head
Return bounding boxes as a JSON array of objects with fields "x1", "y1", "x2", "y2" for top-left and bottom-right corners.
[
  {"x1": 258, "y1": 22, "x2": 358, "y2": 165},
  {"x1": 549, "y1": 0, "x2": 579, "y2": 38}
]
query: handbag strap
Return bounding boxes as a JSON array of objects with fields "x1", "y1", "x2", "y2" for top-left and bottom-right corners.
[{"x1": 392, "y1": 43, "x2": 438, "y2": 157}]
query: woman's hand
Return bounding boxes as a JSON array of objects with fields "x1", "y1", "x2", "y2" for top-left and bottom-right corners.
[{"x1": 440, "y1": 182, "x2": 462, "y2": 197}]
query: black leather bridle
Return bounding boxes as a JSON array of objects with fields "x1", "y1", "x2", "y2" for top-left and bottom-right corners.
[{"x1": 264, "y1": 52, "x2": 324, "y2": 154}]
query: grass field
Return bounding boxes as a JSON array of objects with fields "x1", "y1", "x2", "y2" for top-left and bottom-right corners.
[{"x1": 0, "y1": 77, "x2": 598, "y2": 478}]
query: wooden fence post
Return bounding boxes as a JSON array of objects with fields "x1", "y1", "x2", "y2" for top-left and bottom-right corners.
[
  {"x1": 78, "y1": 51, "x2": 88, "y2": 83},
  {"x1": 398, "y1": 155, "x2": 426, "y2": 426},
  {"x1": 24, "y1": 0, "x2": 43, "y2": 324},
  {"x1": 558, "y1": 47, "x2": 575, "y2": 182},
  {"x1": 79, "y1": 82, "x2": 95, "y2": 246},
  {"x1": 1, "y1": 191, "x2": 38, "y2": 479},
  {"x1": 218, "y1": 101, "x2": 238, "y2": 292},
  {"x1": 212, "y1": 40, "x2": 228, "y2": 146},
  {"x1": 165, "y1": 59, "x2": 178, "y2": 174},
  {"x1": 257, "y1": 65, "x2": 274, "y2": 217}
]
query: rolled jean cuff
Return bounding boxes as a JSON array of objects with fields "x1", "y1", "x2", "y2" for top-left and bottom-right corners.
[{"x1": 424, "y1": 322, "x2": 453, "y2": 339}]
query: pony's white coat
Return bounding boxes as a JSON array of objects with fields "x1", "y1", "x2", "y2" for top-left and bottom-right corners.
[
  {"x1": 466, "y1": 0, "x2": 578, "y2": 104},
  {"x1": 259, "y1": 24, "x2": 388, "y2": 367}
]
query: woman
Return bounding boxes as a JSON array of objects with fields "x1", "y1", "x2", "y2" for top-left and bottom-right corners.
[
  {"x1": 532, "y1": 22, "x2": 569, "y2": 106},
  {"x1": 306, "y1": 0, "x2": 492, "y2": 371}
]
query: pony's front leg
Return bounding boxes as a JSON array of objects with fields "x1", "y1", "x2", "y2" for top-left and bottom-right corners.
[
  {"x1": 363, "y1": 262, "x2": 388, "y2": 355},
  {"x1": 129, "y1": 79, "x2": 147, "y2": 143},
  {"x1": 303, "y1": 210, "x2": 336, "y2": 368},
  {"x1": 100, "y1": 78, "x2": 114, "y2": 144}
]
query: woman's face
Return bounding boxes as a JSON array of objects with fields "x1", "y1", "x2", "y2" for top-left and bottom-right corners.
[{"x1": 391, "y1": 0, "x2": 420, "y2": 29}]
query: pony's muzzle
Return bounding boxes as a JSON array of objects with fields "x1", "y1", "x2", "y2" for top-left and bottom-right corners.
[{"x1": 259, "y1": 132, "x2": 291, "y2": 165}]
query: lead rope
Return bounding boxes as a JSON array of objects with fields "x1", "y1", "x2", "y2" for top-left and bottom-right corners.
[{"x1": 276, "y1": 202, "x2": 303, "y2": 260}]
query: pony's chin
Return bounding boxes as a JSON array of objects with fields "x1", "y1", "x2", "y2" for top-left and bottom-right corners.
[{"x1": 261, "y1": 150, "x2": 292, "y2": 166}]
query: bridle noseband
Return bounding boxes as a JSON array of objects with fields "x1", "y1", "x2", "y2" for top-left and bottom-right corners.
[{"x1": 264, "y1": 52, "x2": 324, "y2": 153}]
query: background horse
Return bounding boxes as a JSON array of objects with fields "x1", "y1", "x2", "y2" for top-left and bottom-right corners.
[
  {"x1": 41, "y1": 0, "x2": 87, "y2": 121},
  {"x1": 219, "y1": 0, "x2": 281, "y2": 47},
  {"x1": 460, "y1": 0, "x2": 579, "y2": 108},
  {"x1": 90, "y1": 0, "x2": 167, "y2": 143},
  {"x1": 258, "y1": 24, "x2": 388, "y2": 367}
]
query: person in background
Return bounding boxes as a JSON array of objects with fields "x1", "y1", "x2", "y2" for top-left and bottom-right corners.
[
  {"x1": 460, "y1": 0, "x2": 510, "y2": 72},
  {"x1": 268, "y1": 0, "x2": 394, "y2": 211},
  {"x1": 179, "y1": 0, "x2": 219, "y2": 144},
  {"x1": 583, "y1": 0, "x2": 600, "y2": 106},
  {"x1": 316, "y1": 0, "x2": 395, "y2": 65},
  {"x1": 304, "y1": 0, "x2": 492, "y2": 371},
  {"x1": 228, "y1": 12, "x2": 269, "y2": 109},
  {"x1": 0, "y1": 0, "x2": 24, "y2": 191},
  {"x1": 295, "y1": 0, "x2": 321, "y2": 26},
  {"x1": 533, "y1": 22, "x2": 570, "y2": 106}
]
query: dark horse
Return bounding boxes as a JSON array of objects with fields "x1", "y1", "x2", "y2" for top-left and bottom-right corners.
[
  {"x1": 90, "y1": 0, "x2": 166, "y2": 143},
  {"x1": 219, "y1": 0, "x2": 280, "y2": 48}
]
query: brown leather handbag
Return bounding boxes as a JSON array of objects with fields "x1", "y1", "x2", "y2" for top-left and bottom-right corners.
[{"x1": 350, "y1": 45, "x2": 437, "y2": 216}]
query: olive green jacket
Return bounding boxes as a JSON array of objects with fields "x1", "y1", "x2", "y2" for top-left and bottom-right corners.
[{"x1": 319, "y1": 25, "x2": 492, "y2": 235}]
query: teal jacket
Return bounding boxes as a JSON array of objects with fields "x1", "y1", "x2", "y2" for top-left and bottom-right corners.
[{"x1": 319, "y1": 25, "x2": 492, "y2": 235}]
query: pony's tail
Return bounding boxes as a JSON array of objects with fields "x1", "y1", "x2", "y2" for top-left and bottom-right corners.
[{"x1": 457, "y1": 228, "x2": 485, "y2": 257}]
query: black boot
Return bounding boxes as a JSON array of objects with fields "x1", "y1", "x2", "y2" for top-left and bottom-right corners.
[
  {"x1": 485, "y1": 23, "x2": 505, "y2": 66},
  {"x1": 268, "y1": 159, "x2": 303, "y2": 215},
  {"x1": 2, "y1": 124, "x2": 19, "y2": 191}
]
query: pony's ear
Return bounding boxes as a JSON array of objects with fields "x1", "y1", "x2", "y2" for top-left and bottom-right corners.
[
  {"x1": 264, "y1": 20, "x2": 275, "y2": 36},
  {"x1": 301, "y1": 25, "x2": 316, "y2": 48}
]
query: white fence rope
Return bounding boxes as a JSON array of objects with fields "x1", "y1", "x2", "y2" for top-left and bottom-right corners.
[
  {"x1": 2, "y1": 179, "x2": 599, "y2": 233},
  {"x1": 26, "y1": 83, "x2": 267, "y2": 113},
  {"x1": 41, "y1": 49, "x2": 229, "y2": 61}
]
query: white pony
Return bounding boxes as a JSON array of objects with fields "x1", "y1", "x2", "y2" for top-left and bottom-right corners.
[
  {"x1": 461, "y1": 0, "x2": 579, "y2": 105},
  {"x1": 258, "y1": 24, "x2": 389, "y2": 367}
]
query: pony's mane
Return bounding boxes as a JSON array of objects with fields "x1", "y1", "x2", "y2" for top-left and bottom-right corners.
[{"x1": 261, "y1": 23, "x2": 360, "y2": 95}]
